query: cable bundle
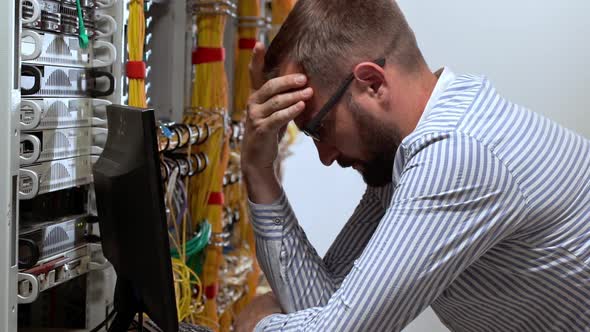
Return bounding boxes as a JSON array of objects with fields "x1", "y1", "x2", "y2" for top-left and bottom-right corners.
[
  {"x1": 229, "y1": 0, "x2": 263, "y2": 319},
  {"x1": 183, "y1": 0, "x2": 235, "y2": 329},
  {"x1": 165, "y1": 167, "x2": 205, "y2": 323},
  {"x1": 127, "y1": 0, "x2": 147, "y2": 107},
  {"x1": 232, "y1": 0, "x2": 261, "y2": 123},
  {"x1": 270, "y1": 0, "x2": 297, "y2": 40}
]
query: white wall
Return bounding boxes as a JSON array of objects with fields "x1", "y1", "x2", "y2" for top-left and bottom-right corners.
[{"x1": 282, "y1": 1, "x2": 590, "y2": 331}]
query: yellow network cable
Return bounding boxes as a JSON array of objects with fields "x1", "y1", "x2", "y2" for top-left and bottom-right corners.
[
  {"x1": 177, "y1": 0, "x2": 300, "y2": 328},
  {"x1": 231, "y1": 0, "x2": 261, "y2": 318},
  {"x1": 172, "y1": 257, "x2": 203, "y2": 321},
  {"x1": 232, "y1": 0, "x2": 258, "y2": 123},
  {"x1": 127, "y1": 0, "x2": 147, "y2": 107},
  {"x1": 270, "y1": 0, "x2": 297, "y2": 40},
  {"x1": 184, "y1": 5, "x2": 231, "y2": 330},
  {"x1": 165, "y1": 172, "x2": 205, "y2": 323}
]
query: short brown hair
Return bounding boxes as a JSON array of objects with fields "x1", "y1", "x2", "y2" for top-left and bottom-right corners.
[{"x1": 264, "y1": 0, "x2": 426, "y2": 89}]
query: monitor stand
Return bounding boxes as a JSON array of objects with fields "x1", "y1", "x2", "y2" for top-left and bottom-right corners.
[{"x1": 109, "y1": 279, "x2": 144, "y2": 332}]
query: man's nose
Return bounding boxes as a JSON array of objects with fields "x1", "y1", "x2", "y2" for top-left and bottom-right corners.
[{"x1": 314, "y1": 140, "x2": 339, "y2": 166}]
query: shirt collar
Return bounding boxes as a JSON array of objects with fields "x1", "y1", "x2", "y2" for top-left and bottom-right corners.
[
  {"x1": 390, "y1": 67, "x2": 456, "y2": 185},
  {"x1": 417, "y1": 67, "x2": 456, "y2": 125}
]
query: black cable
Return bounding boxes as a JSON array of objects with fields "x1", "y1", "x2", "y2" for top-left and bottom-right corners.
[{"x1": 90, "y1": 309, "x2": 117, "y2": 332}]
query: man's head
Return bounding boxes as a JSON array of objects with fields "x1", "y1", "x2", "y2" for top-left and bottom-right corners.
[{"x1": 263, "y1": 0, "x2": 436, "y2": 186}]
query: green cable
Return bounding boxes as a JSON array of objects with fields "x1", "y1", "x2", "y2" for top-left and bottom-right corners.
[
  {"x1": 170, "y1": 220, "x2": 211, "y2": 259},
  {"x1": 75, "y1": 0, "x2": 89, "y2": 49},
  {"x1": 187, "y1": 251, "x2": 205, "y2": 276}
]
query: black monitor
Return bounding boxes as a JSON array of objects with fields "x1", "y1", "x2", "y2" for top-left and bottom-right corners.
[{"x1": 92, "y1": 105, "x2": 178, "y2": 332}]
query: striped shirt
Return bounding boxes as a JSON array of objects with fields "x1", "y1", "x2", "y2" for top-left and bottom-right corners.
[{"x1": 249, "y1": 69, "x2": 590, "y2": 331}]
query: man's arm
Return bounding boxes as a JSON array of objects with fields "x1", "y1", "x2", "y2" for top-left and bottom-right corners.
[
  {"x1": 322, "y1": 183, "x2": 394, "y2": 286},
  {"x1": 254, "y1": 133, "x2": 528, "y2": 331},
  {"x1": 240, "y1": 43, "x2": 395, "y2": 313},
  {"x1": 249, "y1": 184, "x2": 392, "y2": 312}
]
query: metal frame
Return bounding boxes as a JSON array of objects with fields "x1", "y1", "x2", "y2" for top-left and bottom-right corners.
[
  {"x1": 0, "y1": 0, "x2": 21, "y2": 330},
  {"x1": 146, "y1": 0, "x2": 191, "y2": 122},
  {"x1": 0, "y1": 0, "x2": 124, "y2": 330}
]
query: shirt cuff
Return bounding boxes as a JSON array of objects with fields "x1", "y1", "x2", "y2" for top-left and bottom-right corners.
[{"x1": 248, "y1": 191, "x2": 297, "y2": 240}]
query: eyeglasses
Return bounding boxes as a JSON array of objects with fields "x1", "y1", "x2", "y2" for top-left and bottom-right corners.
[{"x1": 302, "y1": 58, "x2": 386, "y2": 141}]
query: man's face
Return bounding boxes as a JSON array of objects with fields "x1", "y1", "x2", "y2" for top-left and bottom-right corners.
[
  {"x1": 340, "y1": 97, "x2": 397, "y2": 187},
  {"x1": 284, "y1": 63, "x2": 398, "y2": 187}
]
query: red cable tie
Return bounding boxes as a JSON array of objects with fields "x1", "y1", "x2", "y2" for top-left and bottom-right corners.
[
  {"x1": 205, "y1": 283, "x2": 218, "y2": 299},
  {"x1": 208, "y1": 192, "x2": 225, "y2": 205},
  {"x1": 126, "y1": 61, "x2": 146, "y2": 79},
  {"x1": 192, "y1": 47, "x2": 225, "y2": 64},
  {"x1": 238, "y1": 38, "x2": 257, "y2": 50}
]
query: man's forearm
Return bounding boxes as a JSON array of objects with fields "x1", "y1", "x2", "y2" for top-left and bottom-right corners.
[
  {"x1": 248, "y1": 183, "x2": 342, "y2": 314},
  {"x1": 243, "y1": 165, "x2": 283, "y2": 204},
  {"x1": 243, "y1": 164, "x2": 283, "y2": 204}
]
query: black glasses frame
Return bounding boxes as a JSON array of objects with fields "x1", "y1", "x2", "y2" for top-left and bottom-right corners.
[{"x1": 302, "y1": 58, "x2": 386, "y2": 141}]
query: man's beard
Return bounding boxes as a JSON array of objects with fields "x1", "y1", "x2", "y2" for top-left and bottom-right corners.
[{"x1": 339, "y1": 98, "x2": 398, "y2": 187}]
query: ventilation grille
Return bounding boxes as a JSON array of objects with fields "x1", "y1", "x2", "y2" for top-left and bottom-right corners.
[
  {"x1": 39, "y1": 130, "x2": 91, "y2": 160},
  {"x1": 47, "y1": 163, "x2": 70, "y2": 181},
  {"x1": 44, "y1": 131, "x2": 71, "y2": 150},
  {"x1": 36, "y1": 158, "x2": 92, "y2": 193},
  {"x1": 46, "y1": 100, "x2": 70, "y2": 117},
  {"x1": 38, "y1": 89, "x2": 85, "y2": 97},
  {"x1": 60, "y1": 5, "x2": 78, "y2": 18},
  {"x1": 40, "y1": 119, "x2": 90, "y2": 128},
  {"x1": 37, "y1": 100, "x2": 91, "y2": 129},
  {"x1": 38, "y1": 57, "x2": 81, "y2": 66},
  {"x1": 40, "y1": 227, "x2": 73, "y2": 257},
  {"x1": 45, "y1": 69, "x2": 72, "y2": 87},
  {"x1": 46, "y1": 37, "x2": 71, "y2": 56}
]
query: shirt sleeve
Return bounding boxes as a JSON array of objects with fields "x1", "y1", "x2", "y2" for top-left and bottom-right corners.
[
  {"x1": 254, "y1": 133, "x2": 529, "y2": 331},
  {"x1": 248, "y1": 184, "x2": 391, "y2": 313}
]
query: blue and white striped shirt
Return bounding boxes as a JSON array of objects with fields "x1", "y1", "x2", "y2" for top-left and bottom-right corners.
[{"x1": 249, "y1": 69, "x2": 590, "y2": 331}]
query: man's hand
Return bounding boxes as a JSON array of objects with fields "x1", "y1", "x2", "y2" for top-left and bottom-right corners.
[
  {"x1": 241, "y1": 43, "x2": 314, "y2": 204},
  {"x1": 234, "y1": 292, "x2": 282, "y2": 332}
]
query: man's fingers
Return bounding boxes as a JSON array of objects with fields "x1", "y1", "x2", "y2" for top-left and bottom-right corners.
[
  {"x1": 253, "y1": 87, "x2": 313, "y2": 118},
  {"x1": 249, "y1": 42, "x2": 266, "y2": 91},
  {"x1": 253, "y1": 73, "x2": 308, "y2": 104},
  {"x1": 264, "y1": 101, "x2": 305, "y2": 132}
]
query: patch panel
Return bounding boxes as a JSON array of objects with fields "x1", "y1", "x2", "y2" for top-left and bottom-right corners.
[
  {"x1": 21, "y1": 29, "x2": 116, "y2": 68},
  {"x1": 18, "y1": 215, "x2": 89, "y2": 268},
  {"x1": 21, "y1": 64, "x2": 114, "y2": 98},
  {"x1": 17, "y1": 243, "x2": 109, "y2": 304},
  {"x1": 19, "y1": 155, "x2": 96, "y2": 200},
  {"x1": 22, "y1": 0, "x2": 117, "y2": 39},
  {"x1": 20, "y1": 126, "x2": 106, "y2": 165},
  {"x1": 19, "y1": 98, "x2": 109, "y2": 130}
]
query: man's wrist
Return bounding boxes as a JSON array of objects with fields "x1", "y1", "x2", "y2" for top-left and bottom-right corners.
[{"x1": 243, "y1": 166, "x2": 283, "y2": 204}]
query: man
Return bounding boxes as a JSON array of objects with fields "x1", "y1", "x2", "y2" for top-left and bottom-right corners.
[{"x1": 235, "y1": 0, "x2": 590, "y2": 331}]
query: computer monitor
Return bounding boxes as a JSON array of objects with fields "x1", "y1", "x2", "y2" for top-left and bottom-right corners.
[{"x1": 92, "y1": 105, "x2": 178, "y2": 332}]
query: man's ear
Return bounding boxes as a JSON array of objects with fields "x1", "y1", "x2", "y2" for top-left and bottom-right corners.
[{"x1": 353, "y1": 62, "x2": 386, "y2": 96}]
